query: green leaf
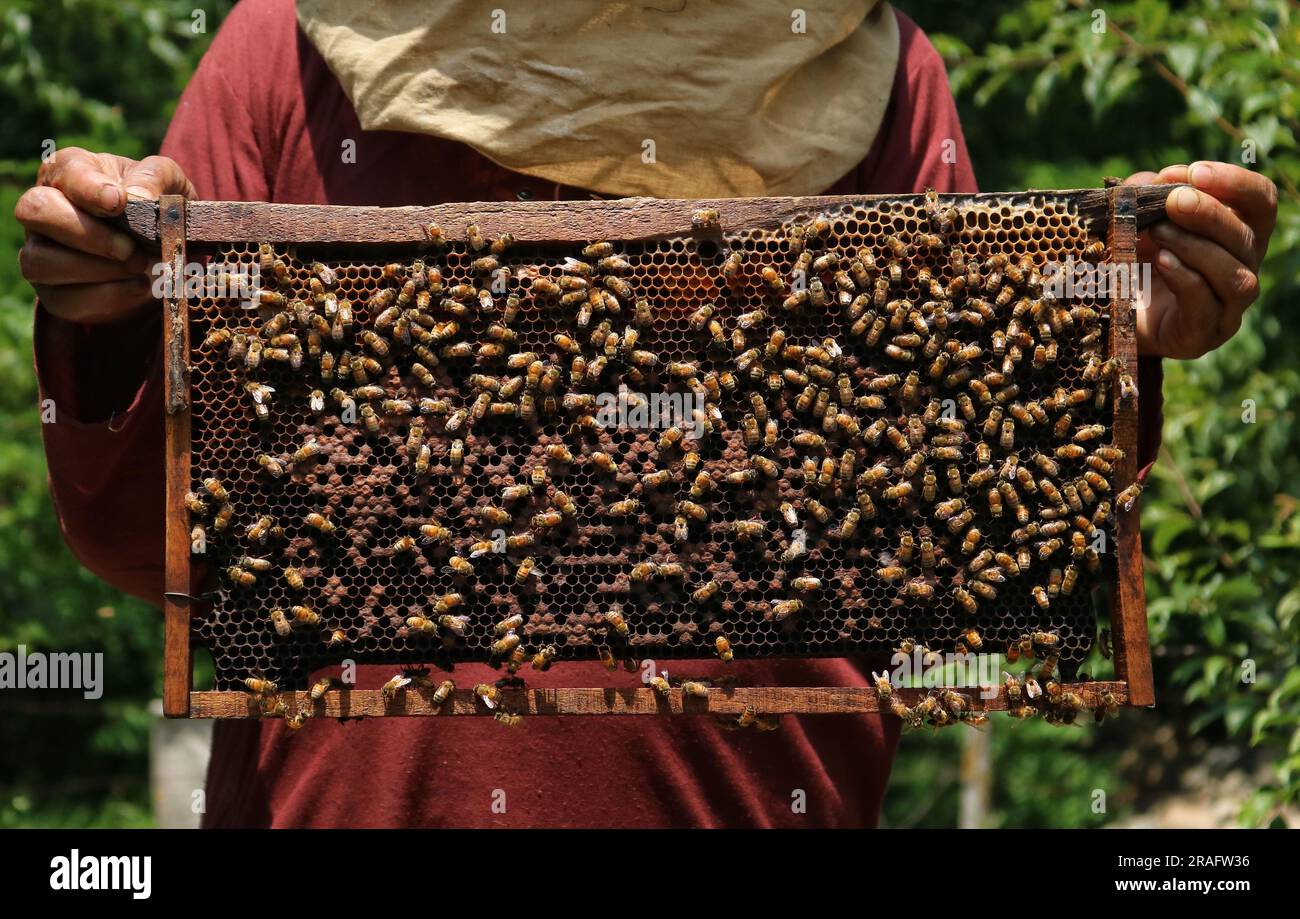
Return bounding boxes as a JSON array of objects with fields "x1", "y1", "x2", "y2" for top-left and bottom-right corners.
[{"x1": 1165, "y1": 43, "x2": 1201, "y2": 81}]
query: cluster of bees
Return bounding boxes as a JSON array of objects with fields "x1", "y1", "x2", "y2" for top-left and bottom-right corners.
[
  {"x1": 189, "y1": 190, "x2": 1140, "y2": 729},
  {"x1": 872, "y1": 627, "x2": 1121, "y2": 731}
]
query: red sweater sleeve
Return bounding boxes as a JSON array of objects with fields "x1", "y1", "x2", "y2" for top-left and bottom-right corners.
[{"x1": 33, "y1": 2, "x2": 273, "y2": 605}]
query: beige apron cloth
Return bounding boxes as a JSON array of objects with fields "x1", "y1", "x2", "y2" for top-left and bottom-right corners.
[{"x1": 296, "y1": 1, "x2": 899, "y2": 199}]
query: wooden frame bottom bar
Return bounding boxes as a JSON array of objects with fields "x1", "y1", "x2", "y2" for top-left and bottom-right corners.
[{"x1": 189, "y1": 682, "x2": 1128, "y2": 718}]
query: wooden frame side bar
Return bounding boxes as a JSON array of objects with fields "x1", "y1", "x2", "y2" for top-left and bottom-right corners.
[
  {"x1": 123, "y1": 186, "x2": 1179, "y2": 246},
  {"x1": 161, "y1": 195, "x2": 194, "y2": 717},
  {"x1": 190, "y1": 681, "x2": 1129, "y2": 719},
  {"x1": 1106, "y1": 184, "x2": 1155, "y2": 706}
]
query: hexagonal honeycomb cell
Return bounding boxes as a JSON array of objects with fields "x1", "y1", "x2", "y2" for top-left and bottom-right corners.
[{"x1": 186, "y1": 194, "x2": 1122, "y2": 691}]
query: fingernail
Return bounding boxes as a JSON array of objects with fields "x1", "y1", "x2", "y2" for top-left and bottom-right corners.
[
  {"x1": 1172, "y1": 186, "x2": 1198, "y2": 213},
  {"x1": 1157, "y1": 249, "x2": 1180, "y2": 270},
  {"x1": 110, "y1": 232, "x2": 136, "y2": 262},
  {"x1": 100, "y1": 184, "x2": 122, "y2": 212},
  {"x1": 1189, "y1": 161, "x2": 1212, "y2": 187}
]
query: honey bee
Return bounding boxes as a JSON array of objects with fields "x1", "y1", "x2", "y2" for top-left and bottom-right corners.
[
  {"x1": 327, "y1": 629, "x2": 348, "y2": 648},
  {"x1": 608, "y1": 499, "x2": 641, "y2": 518},
  {"x1": 432, "y1": 591, "x2": 465, "y2": 616},
  {"x1": 297, "y1": 678, "x2": 332, "y2": 706},
  {"x1": 473, "y1": 683, "x2": 501, "y2": 708},
  {"x1": 1094, "y1": 691, "x2": 1121, "y2": 724},
  {"x1": 244, "y1": 676, "x2": 278, "y2": 695},
  {"x1": 590, "y1": 451, "x2": 617, "y2": 475},
  {"x1": 532, "y1": 511, "x2": 564, "y2": 530},
  {"x1": 604, "y1": 605, "x2": 630, "y2": 637},
  {"x1": 1116, "y1": 482, "x2": 1143, "y2": 511},
  {"x1": 515, "y1": 556, "x2": 538, "y2": 584},
  {"x1": 692, "y1": 580, "x2": 721, "y2": 604},
  {"x1": 681, "y1": 681, "x2": 710, "y2": 699},
  {"x1": 492, "y1": 632, "x2": 522, "y2": 657},
  {"x1": 760, "y1": 266, "x2": 788, "y2": 296},
  {"x1": 737, "y1": 704, "x2": 758, "y2": 728},
  {"x1": 269, "y1": 607, "x2": 292, "y2": 637},
  {"x1": 242, "y1": 514, "x2": 275, "y2": 544},
  {"x1": 304, "y1": 510, "x2": 335, "y2": 535},
  {"x1": 494, "y1": 711, "x2": 523, "y2": 727},
  {"x1": 460, "y1": 222, "x2": 488, "y2": 252},
  {"x1": 503, "y1": 647, "x2": 528, "y2": 675},
  {"x1": 691, "y1": 208, "x2": 721, "y2": 230},
  {"x1": 431, "y1": 679, "x2": 455, "y2": 705},
  {"x1": 501, "y1": 483, "x2": 532, "y2": 505},
  {"x1": 443, "y1": 556, "x2": 474, "y2": 577},
  {"x1": 649, "y1": 675, "x2": 672, "y2": 696},
  {"x1": 201, "y1": 328, "x2": 232, "y2": 351},
  {"x1": 183, "y1": 491, "x2": 208, "y2": 515},
  {"x1": 539, "y1": 491, "x2": 573, "y2": 521},
  {"x1": 715, "y1": 636, "x2": 734, "y2": 663},
  {"x1": 289, "y1": 605, "x2": 319, "y2": 627},
  {"x1": 883, "y1": 482, "x2": 914, "y2": 503},
  {"x1": 381, "y1": 673, "x2": 412, "y2": 702},
  {"x1": 772, "y1": 599, "x2": 804, "y2": 621},
  {"x1": 438, "y1": 613, "x2": 470, "y2": 637}
]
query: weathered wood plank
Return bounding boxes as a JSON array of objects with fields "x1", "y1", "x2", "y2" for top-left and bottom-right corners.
[
  {"x1": 1106, "y1": 185, "x2": 1155, "y2": 707},
  {"x1": 124, "y1": 186, "x2": 1179, "y2": 245},
  {"x1": 188, "y1": 682, "x2": 1129, "y2": 719},
  {"x1": 160, "y1": 195, "x2": 193, "y2": 717}
]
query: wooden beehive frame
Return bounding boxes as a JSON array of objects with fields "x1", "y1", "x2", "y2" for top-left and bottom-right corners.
[{"x1": 126, "y1": 186, "x2": 1160, "y2": 720}]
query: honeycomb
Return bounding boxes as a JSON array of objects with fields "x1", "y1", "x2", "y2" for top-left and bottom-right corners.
[{"x1": 184, "y1": 194, "x2": 1127, "y2": 691}]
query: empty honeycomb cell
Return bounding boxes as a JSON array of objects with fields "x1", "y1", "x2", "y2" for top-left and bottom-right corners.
[{"x1": 187, "y1": 195, "x2": 1118, "y2": 690}]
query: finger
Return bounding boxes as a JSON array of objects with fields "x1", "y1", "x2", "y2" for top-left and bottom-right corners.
[
  {"x1": 36, "y1": 147, "x2": 127, "y2": 218},
  {"x1": 1159, "y1": 162, "x2": 1276, "y2": 260},
  {"x1": 1184, "y1": 161, "x2": 1278, "y2": 242},
  {"x1": 1148, "y1": 223, "x2": 1258, "y2": 329},
  {"x1": 1163, "y1": 183, "x2": 1260, "y2": 269},
  {"x1": 14, "y1": 185, "x2": 138, "y2": 262},
  {"x1": 35, "y1": 278, "x2": 155, "y2": 325},
  {"x1": 1148, "y1": 248, "x2": 1227, "y2": 359},
  {"x1": 1155, "y1": 164, "x2": 1190, "y2": 185},
  {"x1": 121, "y1": 155, "x2": 195, "y2": 202},
  {"x1": 19, "y1": 234, "x2": 154, "y2": 285}
]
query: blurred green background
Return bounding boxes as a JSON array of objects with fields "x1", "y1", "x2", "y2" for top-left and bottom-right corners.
[{"x1": 0, "y1": 0, "x2": 1296, "y2": 827}]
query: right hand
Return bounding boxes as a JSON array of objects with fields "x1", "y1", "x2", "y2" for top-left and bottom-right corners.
[{"x1": 15, "y1": 147, "x2": 195, "y2": 324}]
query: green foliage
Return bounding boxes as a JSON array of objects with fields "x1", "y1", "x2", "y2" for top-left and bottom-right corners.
[
  {"x1": 0, "y1": 0, "x2": 233, "y2": 179},
  {"x1": 0, "y1": 1, "x2": 229, "y2": 828},
  {"x1": 886, "y1": 0, "x2": 1299, "y2": 827}
]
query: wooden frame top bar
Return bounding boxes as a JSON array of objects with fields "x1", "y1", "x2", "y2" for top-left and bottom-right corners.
[{"x1": 124, "y1": 186, "x2": 1179, "y2": 246}]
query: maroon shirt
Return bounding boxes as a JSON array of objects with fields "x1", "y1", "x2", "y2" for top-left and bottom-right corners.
[{"x1": 35, "y1": 0, "x2": 1161, "y2": 827}]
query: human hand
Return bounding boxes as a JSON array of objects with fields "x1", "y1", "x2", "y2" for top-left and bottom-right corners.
[
  {"x1": 1126, "y1": 162, "x2": 1277, "y2": 359},
  {"x1": 15, "y1": 147, "x2": 195, "y2": 324}
]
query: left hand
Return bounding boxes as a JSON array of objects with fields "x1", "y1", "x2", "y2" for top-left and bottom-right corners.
[{"x1": 1126, "y1": 162, "x2": 1277, "y2": 359}]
